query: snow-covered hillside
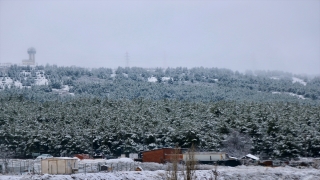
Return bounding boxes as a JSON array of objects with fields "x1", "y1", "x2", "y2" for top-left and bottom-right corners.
[
  {"x1": 0, "y1": 70, "x2": 48, "y2": 89},
  {"x1": 292, "y1": 77, "x2": 307, "y2": 86}
]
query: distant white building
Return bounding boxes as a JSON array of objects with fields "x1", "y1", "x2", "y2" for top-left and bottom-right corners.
[{"x1": 0, "y1": 63, "x2": 12, "y2": 67}]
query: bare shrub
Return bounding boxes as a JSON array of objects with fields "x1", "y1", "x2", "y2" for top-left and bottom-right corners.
[
  {"x1": 0, "y1": 145, "x2": 14, "y2": 174},
  {"x1": 313, "y1": 159, "x2": 320, "y2": 169},
  {"x1": 166, "y1": 145, "x2": 180, "y2": 180},
  {"x1": 222, "y1": 130, "x2": 252, "y2": 158},
  {"x1": 212, "y1": 163, "x2": 219, "y2": 180},
  {"x1": 184, "y1": 143, "x2": 197, "y2": 180}
]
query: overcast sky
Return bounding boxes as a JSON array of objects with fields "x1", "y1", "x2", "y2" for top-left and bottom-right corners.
[{"x1": 0, "y1": 0, "x2": 319, "y2": 75}]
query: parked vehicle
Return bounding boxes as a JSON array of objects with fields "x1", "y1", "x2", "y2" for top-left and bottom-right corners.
[{"x1": 36, "y1": 154, "x2": 53, "y2": 160}]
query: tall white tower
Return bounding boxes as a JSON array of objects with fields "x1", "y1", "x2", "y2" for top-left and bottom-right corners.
[
  {"x1": 22, "y1": 47, "x2": 36, "y2": 65},
  {"x1": 27, "y1": 47, "x2": 36, "y2": 63}
]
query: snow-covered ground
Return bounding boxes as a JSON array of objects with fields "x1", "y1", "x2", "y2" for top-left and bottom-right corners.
[
  {"x1": 2, "y1": 158, "x2": 320, "y2": 179},
  {"x1": 292, "y1": 77, "x2": 307, "y2": 86},
  {"x1": 148, "y1": 76, "x2": 173, "y2": 82},
  {"x1": 272, "y1": 91, "x2": 306, "y2": 99},
  {"x1": 148, "y1": 76, "x2": 157, "y2": 82},
  {"x1": 270, "y1": 77, "x2": 280, "y2": 80},
  {"x1": 52, "y1": 85, "x2": 74, "y2": 96},
  {"x1": 288, "y1": 92, "x2": 306, "y2": 99},
  {"x1": 1, "y1": 165, "x2": 319, "y2": 180},
  {"x1": 162, "y1": 77, "x2": 171, "y2": 81},
  {"x1": 270, "y1": 77, "x2": 307, "y2": 86},
  {"x1": 0, "y1": 70, "x2": 48, "y2": 89},
  {"x1": 105, "y1": 158, "x2": 134, "y2": 164}
]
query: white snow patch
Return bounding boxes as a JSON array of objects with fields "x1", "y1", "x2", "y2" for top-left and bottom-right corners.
[
  {"x1": 0, "y1": 70, "x2": 49, "y2": 89},
  {"x1": 52, "y1": 86, "x2": 74, "y2": 96},
  {"x1": 1, "y1": 77, "x2": 13, "y2": 84},
  {"x1": 105, "y1": 158, "x2": 134, "y2": 163},
  {"x1": 270, "y1": 77, "x2": 280, "y2": 80},
  {"x1": 21, "y1": 71, "x2": 31, "y2": 76},
  {"x1": 288, "y1": 92, "x2": 306, "y2": 99},
  {"x1": 162, "y1": 77, "x2": 171, "y2": 81},
  {"x1": 292, "y1": 77, "x2": 307, "y2": 86},
  {"x1": 62, "y1": 85, "x2": 70, "y2": 91},
  {"x1": 148, "y1": 77, "x2": 157, "y2": 82},
  {"x1": 35, "y1": 77, "x2": 48, "y2": 85},
  {"x1": 0, "y1": 77, "x2": 19, "y2": 89},
  {"x1": 14, "y1": 81, "x2": 23, "y2": 88},
  {"x1": 272, "y1": 92, "x2": 306, "y2": 99}
]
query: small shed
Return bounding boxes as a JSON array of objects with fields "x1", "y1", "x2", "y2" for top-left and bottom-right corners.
[
  {"x1": 142, "y1": 148, "x2": 182, "y2": 163},
  {"x1": 41, "y1": 157, "x2": 78, "y2": 175}
]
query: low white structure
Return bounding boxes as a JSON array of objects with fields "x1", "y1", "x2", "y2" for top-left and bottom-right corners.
[
  {"x1": 41, "y1": 157, "x2": 78, "y2": 175},
  {"x1": 183, "y1": 152, "x2": 228, "y2": 162}
]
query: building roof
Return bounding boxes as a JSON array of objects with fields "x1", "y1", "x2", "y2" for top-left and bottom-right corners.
[
  {"x1": 142, "y1": 147, "x2": 176, "y2": 153},
  {"x1": 244, "y1": 154, "x2": 259, "y2": 160}
]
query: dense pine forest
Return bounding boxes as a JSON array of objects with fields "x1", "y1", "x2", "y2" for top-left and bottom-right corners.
[{"x1": 0, "y1": 65, "x2": 319, "y2": 159}]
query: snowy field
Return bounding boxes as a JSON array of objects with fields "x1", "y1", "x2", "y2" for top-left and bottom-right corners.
[{"x1": 1, "y1": 165, "x2": 320, "y2": 180}]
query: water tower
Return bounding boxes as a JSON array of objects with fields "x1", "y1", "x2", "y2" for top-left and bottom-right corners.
[
  {"x1": 22, "y1": 47, "x2": 36, "y2": 65},
  {"x1": 27, "y1": 47, "x2": 36, "y2": 62}
]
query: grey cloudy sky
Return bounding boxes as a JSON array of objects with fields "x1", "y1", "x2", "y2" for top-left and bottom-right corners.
[{"x1": 0, "y1": 0, "x2": 319, "y2": 75}]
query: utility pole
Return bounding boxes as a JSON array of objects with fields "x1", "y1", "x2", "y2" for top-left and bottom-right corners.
[{"x1": 125, "y1": 52, "x2": 129, "y2": 67}]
